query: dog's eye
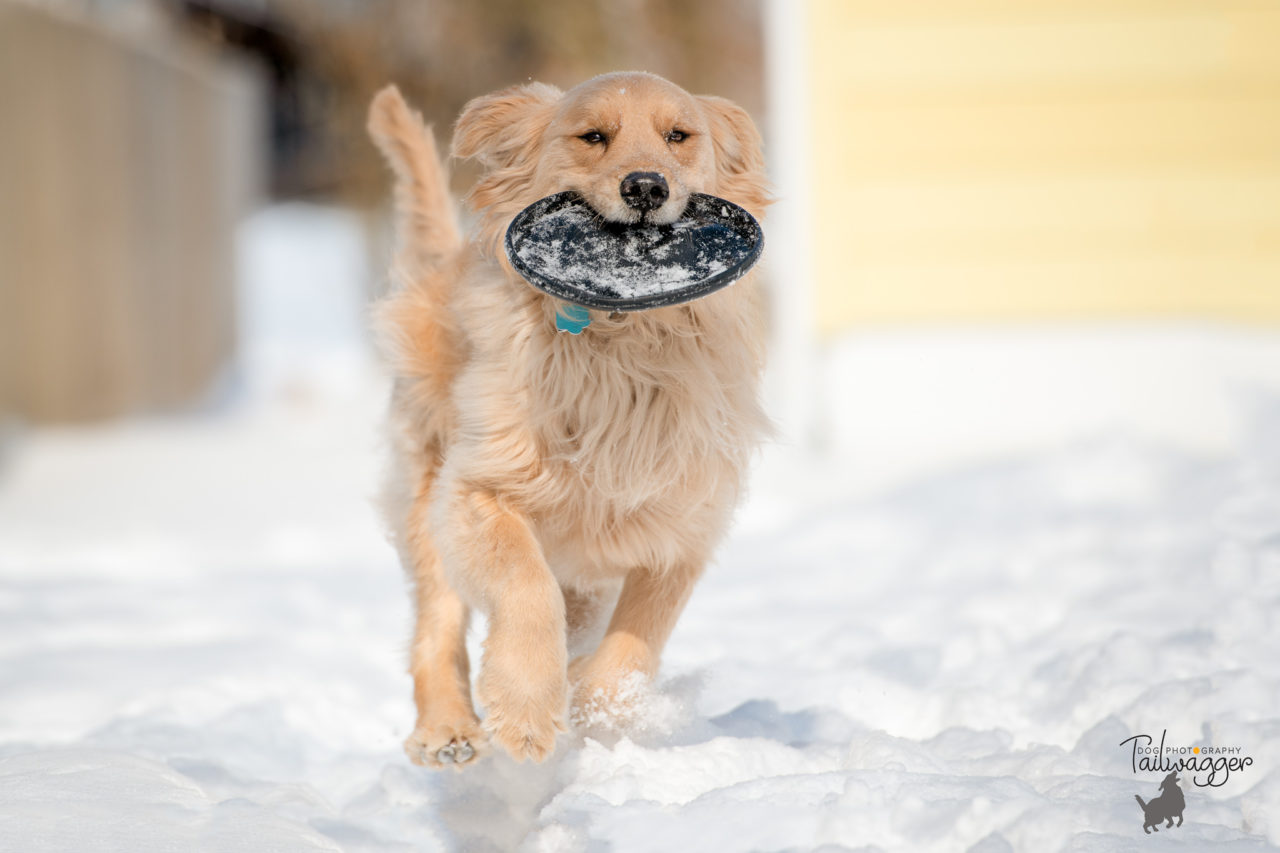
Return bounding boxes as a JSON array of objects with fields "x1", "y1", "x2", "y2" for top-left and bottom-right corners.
[
  {"x1": 666, "y1": 129, "x2": 688, "y2": 143},
  {"x1": 578, "y1": 131, "x2": 606, "y2": 145}
]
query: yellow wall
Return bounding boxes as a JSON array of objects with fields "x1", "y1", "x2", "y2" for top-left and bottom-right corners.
[{"x1": 806, "y1": 0, "x2": 1280, "y2": 333}]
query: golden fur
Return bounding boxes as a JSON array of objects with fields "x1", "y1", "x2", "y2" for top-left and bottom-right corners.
[{"x1": 367, "y1": 71, "x2": 770, "y2": 768}]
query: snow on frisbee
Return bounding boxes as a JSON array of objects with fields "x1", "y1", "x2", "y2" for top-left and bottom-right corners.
[{"x1": 505, "y1": 192, "x2": 763, "y2": 311}]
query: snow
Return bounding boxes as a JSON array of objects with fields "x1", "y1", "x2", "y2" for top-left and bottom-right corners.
[{"x1": 2, "y1": 203, "x2": 1279, "y2": 851}]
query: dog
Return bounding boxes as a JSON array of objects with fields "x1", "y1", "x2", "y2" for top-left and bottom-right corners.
[
  {"x1": 1135, "y1": 771, "x2": 1185, "y2": 833},
  {"x1": 366, "y1": 71, "x2": 771, "y2": 768}
]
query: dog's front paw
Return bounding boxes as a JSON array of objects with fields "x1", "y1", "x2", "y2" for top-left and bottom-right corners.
[
  {"x1": 404, "y1": 715, "x2": 488, "y2": 770},
  {"x1": 477, "y1": 663, "x2": 566, "y2": 763},
  {"x1": 483, "y1": 697, "x2": 566, "y2": 763}
]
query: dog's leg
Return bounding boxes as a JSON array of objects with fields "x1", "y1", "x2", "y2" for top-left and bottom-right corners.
[
  {"x1": 562, "y1": 582, "x2": 618, "y2": 658},
  {"x1": 569, "y1": 562, "x2": 701, "y2": 720},
  {"x1": 402, "y1": 481, "x2": 485, "y2": 769},
  {"x1": 563, "y1": 584, "x2": 601, "y2": 639},
  {"x1": 438, "y1": 485, "x2": 567, "y2": 762}
]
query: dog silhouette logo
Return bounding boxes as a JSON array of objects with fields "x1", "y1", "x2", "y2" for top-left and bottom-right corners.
[{"x1": 1134, "y1": 771, "x2": 1185, "y2": 834}]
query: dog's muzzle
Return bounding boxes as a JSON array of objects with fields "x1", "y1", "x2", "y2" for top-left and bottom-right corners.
[{"x1": 619, "y1": 172, "x2": 668, "y2": 212}]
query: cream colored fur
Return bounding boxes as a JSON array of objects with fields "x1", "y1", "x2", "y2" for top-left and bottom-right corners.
[{"x1": 367, "y1": 72, "x2": 771, "y2": 768}]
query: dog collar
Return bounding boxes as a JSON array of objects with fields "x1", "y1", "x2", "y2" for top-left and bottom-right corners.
[{"x1": 555, "y1": 302, "x2": 591, "y2": 334}]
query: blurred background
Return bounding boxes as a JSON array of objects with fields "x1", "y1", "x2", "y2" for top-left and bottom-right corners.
[
  {"x1": 3, "y1": 3, "x2": 1280, "y2": 848},
  {"x1": 0, "y1": 0, "x2": 762, "y2": 423},
  {"x1": 2, "y1": 0, "x2": 1278, "y2": 475}
]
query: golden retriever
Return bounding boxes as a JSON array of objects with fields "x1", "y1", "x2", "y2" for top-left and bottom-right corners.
[{"x1": 366, "y1": 71, "x2": 770, "y2": 768}]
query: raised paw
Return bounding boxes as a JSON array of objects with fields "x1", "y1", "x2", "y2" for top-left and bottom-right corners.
[
  {"x1": 481, "y1": 694, "x2": 566, "y2": 763},
  {"x1": 476, "y1": 624, "x2": 568, "y2": 762},
  {"x1": 404, "y1": 717, "x2": 488, "y2": 770},
  {"x1": 478, "y1": 664, "x2": 567, "y2": 762}
]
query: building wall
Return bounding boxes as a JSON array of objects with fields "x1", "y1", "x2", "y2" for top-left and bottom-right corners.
[
  {"x1": 806, "y1": 0, "x2": 1280, "y2": 333},
  {"x1": 0, "y1": 3, "x2": 263, "y2": 422}
]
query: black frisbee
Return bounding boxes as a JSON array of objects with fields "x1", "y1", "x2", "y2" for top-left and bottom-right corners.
[{"x1": 504, "y1": 192, "x2": 763, "y2": 312}]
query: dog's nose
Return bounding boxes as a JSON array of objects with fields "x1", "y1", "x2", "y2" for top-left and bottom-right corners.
[{"x1": 620, "y1": 172, "x2": 669, "y2": 212}]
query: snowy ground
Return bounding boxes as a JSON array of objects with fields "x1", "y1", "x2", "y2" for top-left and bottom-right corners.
[{"x1": 2, "y1": 205, "x2": 1279, "y2": 852}]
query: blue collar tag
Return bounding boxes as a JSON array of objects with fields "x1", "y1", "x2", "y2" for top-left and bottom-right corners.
[{"x1": 555, "y1": 303, "x2": 591, "y2": 334}]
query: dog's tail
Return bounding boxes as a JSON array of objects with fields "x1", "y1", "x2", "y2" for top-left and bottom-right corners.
[
  {"x1": 368, "y1": 85, "x2": 462, "y2": 277},
  {"x1": 1134, "y1": 794, "x2": 1147, "y2": 810}
]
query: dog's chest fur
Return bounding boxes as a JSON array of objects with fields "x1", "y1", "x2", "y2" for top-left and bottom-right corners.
[
  {"x1": 456, "y1": 282, "x2": 768, "y2": 578},
  {"x1": 536, "y1": 328, "x2": 752, "y2": 575}
]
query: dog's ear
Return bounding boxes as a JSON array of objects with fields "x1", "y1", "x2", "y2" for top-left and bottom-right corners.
[
  {"x1": 697, "y1": 96, "x2": 771, "y2": 214},
  {"x1": 452, "y1": 82, "x2": 562, "y2": 170}
]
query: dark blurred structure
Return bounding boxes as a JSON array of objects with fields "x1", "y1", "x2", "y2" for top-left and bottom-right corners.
[
  {"x1": 176, "y1": 1, "x2": 313, "y2": 197},
  {"x1": 172, "y1": 0, "x2": 765, "y2": 203}
]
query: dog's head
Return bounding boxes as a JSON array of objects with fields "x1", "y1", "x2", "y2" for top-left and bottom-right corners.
[
  {"x1": 453, "y1": 71, "x2": 768, "y2": 255},
  {"x1": 1160, "y1": 772, "x2": 1180, "y2": 791}
]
